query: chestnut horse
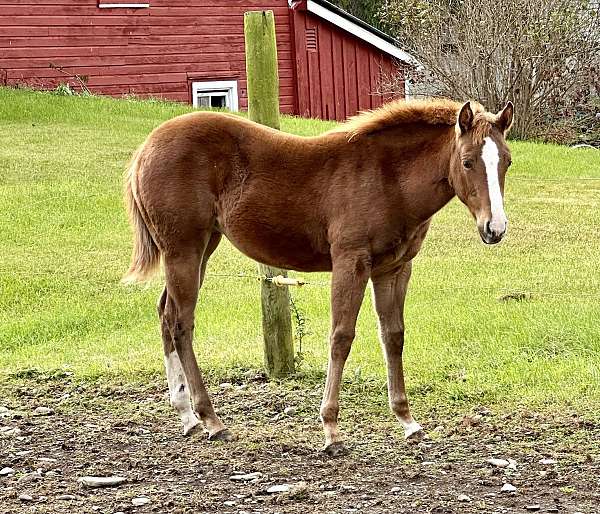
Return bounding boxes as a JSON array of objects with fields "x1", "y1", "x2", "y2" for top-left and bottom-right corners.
[{"x1": 123, "y1": 98, "x2": 514, "y2": 456}]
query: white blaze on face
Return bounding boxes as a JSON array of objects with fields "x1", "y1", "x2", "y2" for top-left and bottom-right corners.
[{"x1": 481, "y1": 137, "x2": 508, "y2": 235}]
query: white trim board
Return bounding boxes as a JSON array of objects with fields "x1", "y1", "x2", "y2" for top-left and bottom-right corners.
[
  {"x1": 306, "y1": 0, "x2": 416, "y2": 65},
  {"x1": 98, "y1": 3, "x2": 150, "y2": 8}
]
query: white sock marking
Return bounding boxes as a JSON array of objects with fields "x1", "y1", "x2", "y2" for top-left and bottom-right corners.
[
  {"x1": 164, "y1": 351, "x2": 200, "y2": 435},
  {"x1": 404, "y1": 420, "x2": 423, "y2": 439},
  {"x1": 481, "y1": 137, "x2": 507, "y2": 235}
]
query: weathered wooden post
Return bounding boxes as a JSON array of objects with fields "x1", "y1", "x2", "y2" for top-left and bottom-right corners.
[{"x1": 244, "y1": 10, "x2": 295, "y2": 377}]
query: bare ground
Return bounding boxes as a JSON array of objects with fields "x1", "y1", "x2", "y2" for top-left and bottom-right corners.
[{"x1": 1, "y1": 373, "x2": 599, "y2": 514}]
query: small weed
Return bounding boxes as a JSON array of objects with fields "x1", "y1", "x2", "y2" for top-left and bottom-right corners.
[
  {"x1": 290, "y1": 293, "x2": 310, "y2": 370},
  {"x1": 559, "y1": 486, "x2": 576, "y2": 494},
  {"x1": 498, "y1": 290, "x2": 533, "y2": 302},
  {"x1": 54, "y1": 83, "x2": 74, "y2": 96}
]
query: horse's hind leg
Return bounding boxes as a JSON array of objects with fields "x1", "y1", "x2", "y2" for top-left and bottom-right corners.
[
  {"x1": 160, "y1": 232, "x2": 231, "y2": 440},
  {"x1": 159, "y1": 287, "x2": 201, "y2": 436}
]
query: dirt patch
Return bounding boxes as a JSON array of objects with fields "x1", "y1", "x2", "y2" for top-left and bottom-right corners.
[{"x1": 1, "y1": 375, "x2": 599, "y2": 513}]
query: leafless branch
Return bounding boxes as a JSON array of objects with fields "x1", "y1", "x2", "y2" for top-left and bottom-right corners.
[
  {"x1": 379, "y1": 0, "x2": 600, "y2": 140},
  {"x1": 49, "y1": 63, "x2": 91, "y2": 95}
]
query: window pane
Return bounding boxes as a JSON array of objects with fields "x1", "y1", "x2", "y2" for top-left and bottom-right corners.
[
  {"x1": 198, "y1": 96, "x2": 210, "y2": 107},
  {"x1": 210, "y1": 95, "x2": 227, "y2": 108}
]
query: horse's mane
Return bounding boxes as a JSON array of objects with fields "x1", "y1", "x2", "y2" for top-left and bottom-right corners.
[{"x1": 330, "y1": 98, "x2": 497, "y2": 143}]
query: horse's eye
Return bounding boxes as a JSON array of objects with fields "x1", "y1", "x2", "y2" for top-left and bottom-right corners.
[
  {"x1": 507, "y1": 159, "x2": 512, "y2": 167},
  {"x1": 463, "y1": 160, "x2": 473, "y2": 169}
]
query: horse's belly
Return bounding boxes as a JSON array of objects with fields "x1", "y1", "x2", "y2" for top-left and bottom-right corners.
[
  {"x1": 216, "y1": 183, "x2": 331, "y2": 271},
  {"x1": 221, "y1": 222, "x2": 332, "y2": 273}
]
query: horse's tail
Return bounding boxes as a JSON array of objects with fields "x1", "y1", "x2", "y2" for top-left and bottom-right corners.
[{"x1": 122, "y1": 147, "x2": 161, "y2": 284}]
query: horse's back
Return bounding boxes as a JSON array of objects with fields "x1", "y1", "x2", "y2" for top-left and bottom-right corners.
[{"x1": 133, "y1": 111, "x2": 334, "y2": 270}]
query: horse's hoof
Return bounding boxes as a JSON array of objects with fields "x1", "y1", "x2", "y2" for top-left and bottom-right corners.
[
  {"x1": 208, "y1": 428, "x2": 235, "y2": 442},
  {"x1": 182, "y1": 421, "x2": 202, "y2": 437},
  {"x1": 405, "y1": 422, "x2": 425, "y2": 443},
  {"x1": 322, "y1": 441, "x2": 349, "y2": 457}
]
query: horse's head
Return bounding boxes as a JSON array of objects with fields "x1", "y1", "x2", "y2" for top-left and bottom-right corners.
[{"x1": 449, "y1": 101, "x2": 514, "y2": 245}]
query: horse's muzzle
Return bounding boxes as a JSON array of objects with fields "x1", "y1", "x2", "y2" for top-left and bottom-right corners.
[{"x1": 478, "y1": 220, "x2": 507, "y2": 245}]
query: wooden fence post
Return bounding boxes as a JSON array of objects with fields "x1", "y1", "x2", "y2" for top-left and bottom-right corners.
[{"x1": 244, "y1": 10, "x2": 295, "y2": 378}]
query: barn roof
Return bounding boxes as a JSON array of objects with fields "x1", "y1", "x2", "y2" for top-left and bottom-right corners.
[{"x1": 290, "y1": 0, "x2": 416, "y2": 64}]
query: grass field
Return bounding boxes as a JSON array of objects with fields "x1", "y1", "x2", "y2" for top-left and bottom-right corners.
[{"x1": 1, "y1": 87, "x2": 600, "y2": 417}]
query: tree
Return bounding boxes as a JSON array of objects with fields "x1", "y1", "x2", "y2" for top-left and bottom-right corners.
[
  {"x1": 328, "y1": 0, "x2": 386, "y2": 29},
  {"x1": 379, "y1": 0, "x2": 600, "y2": 141}
]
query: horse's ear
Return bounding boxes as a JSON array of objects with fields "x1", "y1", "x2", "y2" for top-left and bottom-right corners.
[
  {"x1": 457, "y1": 102, "x2": 474, "y2": 135},
  {"x1": 497, "y1": 101, "x2": 514, "y2": 134}
]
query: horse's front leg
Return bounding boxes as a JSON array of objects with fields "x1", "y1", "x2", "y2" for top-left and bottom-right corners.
[
  {"x1": 371, "y1": 262, "x2": 423, "y2": 440},
  {"x1": 320, "y1": 250, "x2": 371, "y2": 456}
]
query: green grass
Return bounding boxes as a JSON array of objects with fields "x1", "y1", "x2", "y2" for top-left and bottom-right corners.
[{"x1": 1, "y1": 87, "x2": 600, "y2": 416}]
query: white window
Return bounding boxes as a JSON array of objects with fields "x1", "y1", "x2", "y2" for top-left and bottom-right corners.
[{"x1": 192, "y1": 81, "x2": 238, "y2": 111}]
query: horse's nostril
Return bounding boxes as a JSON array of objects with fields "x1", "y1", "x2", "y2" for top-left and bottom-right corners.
[{"x1": 484, "y1": 221, "x2": 491, "y2": 235}]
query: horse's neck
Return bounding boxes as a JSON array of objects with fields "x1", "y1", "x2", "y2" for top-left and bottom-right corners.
[{"x1": 387, "y1": 125, "x2": 456, "y2": 222}]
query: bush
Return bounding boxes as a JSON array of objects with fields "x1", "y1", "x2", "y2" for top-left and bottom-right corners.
[{"x1": 536, "y1": 97, "x2": 600, "y2": 146}]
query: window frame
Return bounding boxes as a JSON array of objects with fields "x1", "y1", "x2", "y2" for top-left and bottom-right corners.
[{"x1": 192, "y1": 80, "x2": 239, "y2": 112}]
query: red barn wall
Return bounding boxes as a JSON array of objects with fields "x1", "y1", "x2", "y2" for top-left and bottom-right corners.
[
  {"x1": 290, "y1": 7, "x2": 402, "y2": 121},
  {"x1": 0, "y1": 0, "x2": 296, "y2": 112}
]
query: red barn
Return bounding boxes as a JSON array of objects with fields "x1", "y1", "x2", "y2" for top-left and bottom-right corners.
[{"x1": 0, "y1": 0, "x2": 412, "y2": 121}]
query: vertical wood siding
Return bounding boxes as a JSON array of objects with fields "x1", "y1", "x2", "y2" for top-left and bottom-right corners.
[
  {"x1": 0, "y1": 0, "x2": 296, "y2": 112},
  {"x1": 291, "y1": 7, "x2": 404, "y2": 121}
]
